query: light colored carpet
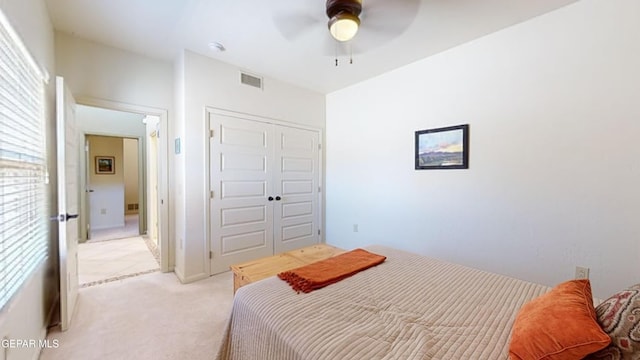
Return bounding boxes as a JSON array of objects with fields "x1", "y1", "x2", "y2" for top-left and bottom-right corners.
[
  {"x1": 40, "y1": 271, "x2": 234, "y2": 360},
  {"x1": 78, "y1": 236, "x2": 159, "y2": 287},
  {"x1": 88, "y1": 214, "x2": 139, "y2": 242}
]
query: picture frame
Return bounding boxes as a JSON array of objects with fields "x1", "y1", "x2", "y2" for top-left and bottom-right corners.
[
  {"x1": 95, "y1": 156, "x2": 115, "y2": 174},
  {"x1": 415, "y1": 124, "x2": 469, "y2": 170}
]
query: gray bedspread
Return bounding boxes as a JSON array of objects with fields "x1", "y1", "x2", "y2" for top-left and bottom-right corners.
[{"x1": 215, "y1": 245, "x2": 550, "y2": 360}]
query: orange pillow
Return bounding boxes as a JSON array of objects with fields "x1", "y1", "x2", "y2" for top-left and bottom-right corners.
[{"x1": 509, "y1": 279, "x2": 610, "y2": 360}]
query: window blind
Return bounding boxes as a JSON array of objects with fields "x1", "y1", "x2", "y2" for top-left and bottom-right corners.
[{"x1": 0, "y1": 10, "x2": 48, "y2": 310}]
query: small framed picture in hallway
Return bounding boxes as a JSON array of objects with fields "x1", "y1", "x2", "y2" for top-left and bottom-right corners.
[{"x1": 95, "y1": 156, "x2": 115, "y2": 174}]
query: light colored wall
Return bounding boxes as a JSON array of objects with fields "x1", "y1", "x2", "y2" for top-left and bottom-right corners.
[
  {"x1": 174, "y1": 50, "x2": 326, "y2": 282},
  {"x1": 87, "y1": 135, "x2": 125, "y2": 230},
  {"x1": 0, "y1": 0, "x2": 56, "y2": 359},
  {"x1": 54, "y1": 32, "x2": 173, "y2": 110},
  {"x1": 173, "y1": 52, "x2": 186, "y2": 277},
  {"x1": 326, "y1": 0, "x2": 640, "y2": 299},
  {"x1": 123, "y1": 138, "x2": 139, "y2": 214},
  {"x1": 76, "y1": 105, "x2": 146, "y2": 136}
]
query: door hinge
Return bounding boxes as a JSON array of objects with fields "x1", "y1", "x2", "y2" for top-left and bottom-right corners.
[
  {"x1": 318, "y1": 229, "x2": 321, "y2": 236},
  {"x1": 318, "y1": 143, "x2": 322, "y2": 150},
  {"x1": 209, "y1": 251, "x2": 213, "y2": 259},
  {"x1": 318, "y1": 186, "x2": 322, "y2": 193},
  {"x1": 210, "y1": 129, "x2": 214, "y2": 138},
  {"x1": 210, "y1": 191, "x2": 214, "y2": 199}
]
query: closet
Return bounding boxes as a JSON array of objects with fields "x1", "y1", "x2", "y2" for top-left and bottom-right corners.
[{"x1": 208, "y1": 110, "x2": 322, "y2": 274}]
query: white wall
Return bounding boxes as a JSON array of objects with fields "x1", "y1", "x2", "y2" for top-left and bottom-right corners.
[
  {"x1": 326, "y1": 0, "x2": 640, "y2": 299},
  {"x1": 173, "y1": 53, "x2": 186, "y2": 277},
  {"x1": 54, "y1": 33, "x2": 173, "y2": 110},
  {"x1": 76, "y1": 105, "x2": 146, "y2": 137},
  {"x1": 174, "y1": 50, "x2": 326, "y2": 282},
  {"x1": 0, "y1": 0, "x2": 56, "y2": 359}
]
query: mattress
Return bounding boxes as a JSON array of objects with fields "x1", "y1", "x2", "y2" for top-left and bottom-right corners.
[{"x1": 215, "y1": 245, "x2": 551, "y2": 360}]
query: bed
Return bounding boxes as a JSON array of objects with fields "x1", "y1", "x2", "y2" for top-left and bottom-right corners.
[{"x1": 215, "y1": 245, "x2": 621, "y2": 360}]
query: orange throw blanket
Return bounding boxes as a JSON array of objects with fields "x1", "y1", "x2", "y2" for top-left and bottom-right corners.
[{"x1": 278, "y1": 248, "x2": 386, "y2": 293}]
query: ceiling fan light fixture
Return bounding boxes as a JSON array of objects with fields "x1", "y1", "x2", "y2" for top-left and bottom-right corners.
[{"x1": 328, "y1": 12, "x2": 360, "y2": 42}]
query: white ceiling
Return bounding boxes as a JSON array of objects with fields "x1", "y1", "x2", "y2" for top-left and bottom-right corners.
[{"x1": 44, "y1": 0, "x2": 578, "y2": 94}]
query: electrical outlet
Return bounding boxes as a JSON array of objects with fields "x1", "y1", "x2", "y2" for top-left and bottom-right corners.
[
  {"x1": 575, "y1": 266, "x2": 590, "y2": 279},
  {"x1": 353, "y1": 224, "x2": 358, "y2": 232},
  {"x1": 100, "y1": 208, "x2": 106, "y2": 215}
]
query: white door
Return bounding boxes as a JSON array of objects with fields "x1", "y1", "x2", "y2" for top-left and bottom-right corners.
[
  {"x1": 210, "y1": 113, "x2": 275, "y2": 273},
  {"x1": 56, "y1": 76, "x2": 79, "y2": 331},
  {"x1": 273, "y1": 126, "x2": 320, "y2": 253},
  {"x1": 209, "y1": 111, "x2": 321, "y2": 273}
]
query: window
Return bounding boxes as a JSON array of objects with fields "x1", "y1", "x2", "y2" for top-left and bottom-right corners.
[{"x1": 0, "y1": 9, "x2": 48, "y2": 310}]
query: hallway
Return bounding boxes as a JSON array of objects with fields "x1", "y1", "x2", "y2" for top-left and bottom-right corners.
[
  {"x1": 80, "y1": 214, "x2": 159, "y2": 287},
  {"x1": 88, "y1": 214, "x2": 139, "y2": 242},
  {"x1": 79, "y1": 236, "x2": 159, "y2": 287}
]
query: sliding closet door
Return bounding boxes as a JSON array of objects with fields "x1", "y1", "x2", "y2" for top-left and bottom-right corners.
[
  {"x1": 273, "y1": 126, "x2": 320, "y2": 253},
  {"x1": 209, "y1": 113, "x2": 274, "y2": 274}
]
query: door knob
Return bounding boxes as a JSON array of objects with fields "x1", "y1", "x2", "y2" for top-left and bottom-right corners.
[
  {"x1": 268, "y1": 196, "x2": 274, "y2": 201},
  {"x1": 275, "y1": 196, "x2": 281, "y2": 201},
  {"x1": 51, "y1": 213, "x2": 79, "y2": 222}
]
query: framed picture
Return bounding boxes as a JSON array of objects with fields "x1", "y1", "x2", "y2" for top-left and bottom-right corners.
[
  {"x1": 415, "y1": 124, "x2": 469, "y2": 170},
  {"x1": 95, "y1": 156, "x2": 115, "y2": 174}
]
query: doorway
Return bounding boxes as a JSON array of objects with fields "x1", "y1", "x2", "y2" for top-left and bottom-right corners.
[
  {"x1": 75, "y1": 104, "x2": 166, "y2": 286},
  {"x1": 85, "y1": 135, "x2": 141, "y2": 242},
  {"x1": 81, "y1": 125, "x2": 157, "y2": 288}
]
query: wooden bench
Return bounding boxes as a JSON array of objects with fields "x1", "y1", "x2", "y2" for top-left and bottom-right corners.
[{"x1": 230, "y1": 244, "x2": 344, "y2": 294}]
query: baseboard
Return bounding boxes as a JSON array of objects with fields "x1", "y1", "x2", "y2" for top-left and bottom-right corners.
[
  {"x1": 90, "y1": 222, "x2": 125, "y2": 231},
  {"x1": 173, "y1": 268, "x2": 208, "y2": 284},
  {"x1": 174, "y1": 266, "x2": 185, "y2": 283}
]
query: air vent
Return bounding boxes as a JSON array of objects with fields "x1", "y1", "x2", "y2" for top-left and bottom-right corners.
[
  {"x1": 240, "y1": 72, "x2": 263, "y2": 89},
  {"x1": 127, "y1": 203, "x2": 139, "y2": 211}
]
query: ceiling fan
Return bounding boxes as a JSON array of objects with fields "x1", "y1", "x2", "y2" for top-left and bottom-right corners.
[{"x1": 273, "y1": 0, "x2": 421, "y2": 56}]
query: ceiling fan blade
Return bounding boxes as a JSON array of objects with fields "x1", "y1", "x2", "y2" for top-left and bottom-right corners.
[
  {"x1": 362, "y1": 0, "x2": 421, "y2": 36},
  {"x1": 274, "y1": 0, "x2": 421, "y2": 57},
  {"x1": 273, "y1": 13, "x2": 321, "y2": 41}
]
